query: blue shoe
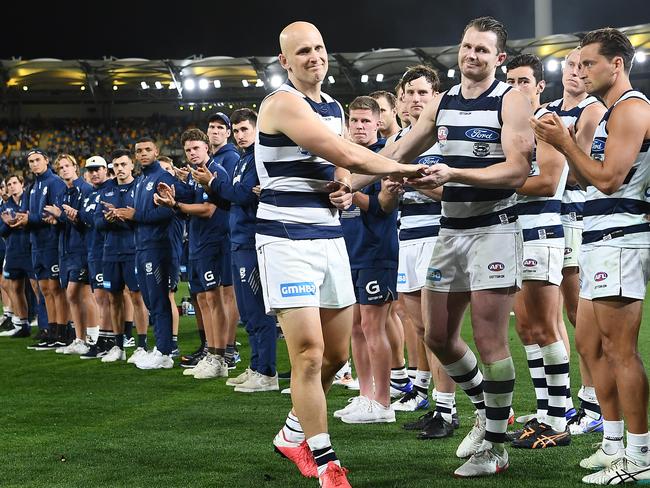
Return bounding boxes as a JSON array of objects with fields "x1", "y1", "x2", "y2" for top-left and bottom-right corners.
[
  {"x1": 390, "y1": 380, "x2": 414, "y2": 398},
  {"x1": 170, "y1": 348, "x2": 180, "y2": 359},
  {"x1": 568, "y1": 408, "x2": 604, "y2": 435},
  {"x1": 565, "y1": 407, "x2": 577, "y2": 421},
  {"x1": 392, "y1": 390, "x2": 430, "y2": 412}
]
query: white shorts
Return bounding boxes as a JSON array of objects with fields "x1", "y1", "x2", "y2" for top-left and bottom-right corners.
[
  {"x1": 563, "y1": 226, "x2": 582, "y2": 268},
  {"x1": 425, "y1": 232, "x2": 523, "y2": 293},
  {"x1": 256, "y1": 238, "x2": 355, "y2": 314},
  {"x1": 579, "y1": 245, "x2": 650, "y2": 300},
  {"x1": 522, "y1": 245, "x2": 564, "y2": 285},
  {"x1": 397, "y1": 238, "x2": 437, "y2": 293}
]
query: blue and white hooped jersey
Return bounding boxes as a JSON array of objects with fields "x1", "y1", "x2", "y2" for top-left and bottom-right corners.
[
  {"x1": 435, "y1": 79, "x2": 518, "y2": 235},
  {"x1": 255, "y1": 82, "x2": 345, "y2": 245},
  {"x1": 398, "y1": 124, "x2": 442, "y2": 242},
  {"x1": 516, "y1": 108, "x2": 567, "y2": 247},
  {"x1": 545, "y1": 96, "x2": 601, "y2": 229},
  {"x1": 583, "y1": 90, "x2": 650, "y2": 248}
]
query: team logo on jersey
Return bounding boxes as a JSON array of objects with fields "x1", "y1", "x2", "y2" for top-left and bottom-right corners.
[
  {"x1": 465, "y1": 128, "x2": 499, "y2": 141},
  {"x1": 105, "y1": 191, "x2": 114, "y2": 197},
  {"x1": 145, "y1": 262, "x2": 153, "y2": 274},
  {"x1": 594, "y1": 271, "x2": 608, "y2": 282},
  {"x1": 365, "y1": 280, "x2": 380, "y2": 295},
  {"x1": 280, "y1": 282, "x2": 316, "y2": 297},
  {"x1": 419, "y1": 156, "x2": 441, "y2": 166},
  {"x1": 473, "y1": 142, "x2": 491, "y2": 157},
  {"x1": 239, "y1": 267, "x2": 246, "y2": 280},
  {"x1": 564, "y1": 247, "x2": 573, "y2": 256},
  {"x1": 146, "y1": 182, "x2": 154, "y2": 191},
  {"x1": 42, "y1": 186, "x2": 48, "y2": 196},
  {"x1": 437, "y1": 126, "x2": 448, "y2": 146},
  {"x1": 523, "y1": 259, "x2": 538, "y2": 267},
  {"x1": 427, "y1": 268, "x2": 442, "y2": 282},
  {"x1": 397, "y1": 273, "x2": 407, "y2": 284},
  {"x1": 488, "y1": 262, "x2": 505, "y2": 272}
]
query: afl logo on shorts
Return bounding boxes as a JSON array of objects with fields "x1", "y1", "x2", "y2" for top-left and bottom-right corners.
[
  {"x1": 427, "y1": 268, "x2": 442, "y2": 282},
  {"x1": 437, "y1": 126, "x2": 448, "y2": 146},
  {"x1": 488, "y1": 262, "x2": 505, "y2": 272},
  {"x1": 594, "y1": 271, "x2": 608, "y2": 282},
  {"x1": 523, "y1": 259, "x2": 537, "y2": 267}
]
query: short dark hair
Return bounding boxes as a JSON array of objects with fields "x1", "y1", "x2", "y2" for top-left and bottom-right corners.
[
  {"x1": 181, "y1": 128, "x2": 210, "y2": 146},
  {"x1": 580, "y1": 27, "x2": 636, "y2": 73},
  {"x1": 230, "y1": 108, "x2": 258, "y2": 127},
  {"x1": 135, "y1": 137, "x2": 157, "y2": 146},
  {"x1": 506, "y1": 53, "x2": 544, "y2": 83},
  {"x1": 370, "y1": 90, "x2": 397, "y2": 110},
  {"x1": 400, "y1": 65, "x2": 440, "y2": 93},
  {"x1": 463, "y1": 16, "x2": 508, "y2": 53},
  {"x1": 110, "y1": 148, "x2": 132, "y2": 161},
  {"x1": 349, "y1": 96, "x2": 380, "y2": 117},
  {"x1": 6, "y1": 173, "x2": 23, "y2": 184}
]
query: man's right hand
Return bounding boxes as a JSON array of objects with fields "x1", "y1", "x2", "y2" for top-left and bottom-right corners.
[
  {"x1": 327, "y1": 180, "x2": 353, "y2": 210},
  {"x1": 174, "y1": 166, "x2": 190, "y2": 182}
]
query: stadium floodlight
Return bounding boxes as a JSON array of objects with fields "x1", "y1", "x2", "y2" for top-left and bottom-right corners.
[
  {"x1": 199, "y1": 78, "x2": 209, "y2": 90},
  {"x1": 112, "y1": 85, "x2": 118, "y2": 91},
  {"x1": 270, "y1": 75, "x2": 283, "y2": 88},
  {"x1": 140, "y1": 81, "x2": 149, "y2": 90},
  {"x1": 201, "y1": 106, "x2": 207, "y2": 111},
  {"x1": 546, "y1": 59, "x2": 559, "y2": 72},
  {"x1": 155, "y1": 81, "x2": 163, "y2": 90},
  {"x1": 80, "y1": 85, "x2": 86, "y2": 91},
  {"x1": 636, "y1": 51, "x2": 647, "y2": 63},
  {"x1": 213, "y1": 80, "x2": 221, "y2": 88},
  {"x1": 22, "y1": 86, "x2": 28, "y2": 91},
  {"x1": 242, "y1": 80, "x2": 249, "y2": 87},
  {"x1": 361, "y1": 74, "x2": 369, "y2": 83},
  {"x1": 169, "y1": 82, "x2": 176, "y2": 90},
  {"x1": 375, "y1": 73, "x2": 384, "y2": 82},
  {"x1": 179, "y1": 106, "x2": 184, "y2": 111},
  {"x1": 184, "y1": 78, "x2": 196, "y2": 91},
  {"x1": 255, "y1": 79, "x2": 265, "y2": 87},
  {"x1": 447, "y1": 69, "x2": 455, "y2": 78},
  {"x1": 328, "y1": 76, "x2": 335, "y2": 84}
]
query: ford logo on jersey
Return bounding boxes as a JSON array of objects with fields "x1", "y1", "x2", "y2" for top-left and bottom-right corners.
[
  {"x1": 591, "y1": 139, "x2": 605, "y2": 152},
  {"x1": 465, "y1": 128, "x2": 499, "y2": 141},
  {"x1": 419, "y1": 156, "x2": 441, "y2": 166},
  {"x1": 488, "y1": 262, "x2": 505, "y2": 272},
  {"x1": 280, "y1": 282, "x2": 317, "y2": 297},
  {"x1": 594, "y1": 271, "x2": 608, "y2": 282},
  {"x1": 523, "y1": 259, "x2": 538, "y2": 267}
]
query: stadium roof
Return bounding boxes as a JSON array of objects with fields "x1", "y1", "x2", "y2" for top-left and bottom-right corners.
[{"x1": 2, "y1": 23, "x2": 649, "y2": 106}]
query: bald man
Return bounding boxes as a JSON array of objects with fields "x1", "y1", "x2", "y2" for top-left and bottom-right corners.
[{"x1": 259, "y1": 21, "x2": 423, "y2": 488}]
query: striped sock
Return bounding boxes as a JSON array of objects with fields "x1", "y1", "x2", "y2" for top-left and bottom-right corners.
[
  {"x1": 579, "y1": 386, "x2": 602, "y2": 420},
  {"x1": 541, "y1": 341, "x2": 569, "y2": 431},
  {"x1": 566, "y1": 374, "x2": 575, "y2": 414},
  {"x1": 390, "y1": 367, "x2": 411, "y2": 389},
  {"x1": 444, "y1": 348, "x2": 485, "y2": 416},
  {"x1": 524, "y1": 344, "x2": 548, "y2": 419},
  {"x1": 414, "y1": 370, "x2": 431, "y2": 401},
  {"x1": 282, "y1": 412, "x2": 305, "y2": 444},
  {"x1": 483, "y1": 357, "x2": 515, "y2": 446},
  {"x1": 307, "y1": 433, "x2": 340, "y2": 477},
  {"x1": 407, "y1": 367, "x2": 417, "y2": 382},
  {"x1": 434, "y1": 391, "x2": 456, "y2": 424}
]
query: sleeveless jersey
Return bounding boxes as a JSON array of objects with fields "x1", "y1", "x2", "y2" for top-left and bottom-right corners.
[
  {"x1": 582, "y1": 90, "x2": 650, "y2": 248},
  {"x1": 516, "y1": 108, "x2": 567, "y2": 247},
  {"x1": 545, "y1": 96, "x2": 601, "y2": 229},
  {"x1": 435, "y1": 79, "x2": 518, "y2": 235},
  {"x1": 255, "y1": 82, "x2": 345, "y2": 245}
]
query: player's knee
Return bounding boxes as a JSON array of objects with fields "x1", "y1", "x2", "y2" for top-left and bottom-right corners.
[
  {"x1": 424, "y1": 327, "x2": 448, "y2": 355},
  {"x1": 293, "y1": 347, "x2": 324, "y2": 377}
]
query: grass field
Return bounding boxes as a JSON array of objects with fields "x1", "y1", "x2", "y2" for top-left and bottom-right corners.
[{"x1": 1, "y1": 285, "x2": 649, "y2": 488}]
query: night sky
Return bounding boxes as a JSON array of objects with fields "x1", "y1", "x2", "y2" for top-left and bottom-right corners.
[{"x1": 3, "y1": 0, "x2": 648, "y2": 59}]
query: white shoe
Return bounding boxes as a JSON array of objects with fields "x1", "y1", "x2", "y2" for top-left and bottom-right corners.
[
  {"x1": 183, "y1": 355, "x2": 209, "y2": 376},
  {"x1": 454, "y1": 444, "x2": 509, "y2": 477},
  {"x1": 127, "y1": 347, "x2": 148, "y2": 364},
  {"x1": 516, "y1": 412, "x2": 537, "y2": 424},
  {"x1": 58, "y1": 339, "x2": 89, "y2": 355},
  {"x1": 226, "y1": 368, "x2": 253, "y2": 386},
  {"x1": 341, "y1": 399, "x2": 395, "y2": 424},
  {"x1": 582, "y1": 456, "x2": 650, "y2": 484},
  {"x1": 194, "y1": 354, "x2": 227, "y2": 379},
  {"x1": 580, "y1": 443, "x2": 626, "y2": 471},
  {"x1": 456, "y1": 411, "x2": 486, "y2": 458},
  {"x1": 281, "y1": 387, "x2": 291, "y2": 395},
  {"x1": 345, "y1": 378, "x2": 360, "y2": 391},
  {"x1": 123, "y1": 337, "x2": 135, "y2": 348},
  {"x1": 0, "y1": 326, "x2": 20, "y2": 337},
  {"x1": 234, "y1": 372, "x2": 279, "y2": 392},
  {"x1": 334, "y1": 396, "x2": 368, "y2": 419},
  {"x1": 101, "y1": 346, "x2": 126, "y2": 362},
  {"x1": 135, "y1": 349, "x2": 173, "y2": 370},
  {"x1": 334, "y1": 360, "x2": 351, "y2": 380},
  {"x1": 391, "y1": 391, "x2": 430, "y2": 412}
]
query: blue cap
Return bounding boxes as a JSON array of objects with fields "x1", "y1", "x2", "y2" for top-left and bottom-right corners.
[{"x1": 208, "y1": 112, "x2": 231, "y2": 130}]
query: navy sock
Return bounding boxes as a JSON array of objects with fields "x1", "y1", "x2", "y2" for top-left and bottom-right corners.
[
  {"x1": 116, "y1": 333, "x2": 124, "y2": 349},
  {"x1": 198, "y1": 329, "x2": 206, "y2": 346},
  {"x1": 137, "y1": 334, "x2": 147, "y2": 349},
  {"x1": 172, "y1": 335, "x2": 178, "y2": 350},
  {"x1": 225, "y1": 344, "x2": 235, "y2": 361},
  {"x1": 124, "y1": 321, "x2": 134, "y2": 339}
]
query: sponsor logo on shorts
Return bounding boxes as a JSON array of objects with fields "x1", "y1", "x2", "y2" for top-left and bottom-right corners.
[
  {"x1": 365, "y1": 280, "x2": 380, "y2": 295},
  {"x1": 523, "y1": 259, "x2": 538, "y2": 267},
  {"x1": 564, "y1": 247, "x2": 572, "y2": 256},
  {"x1": 465, "y1": 128, "x2": 499, "y2": 141},
  {"x1": 427, "y1": 268, "x2": 442, "y2": 282},
  {"x1": 594, "y1": 271, "x2": 608, "y2": 282},
  {"x1": 397, "y1": 273, "x2": 407, "y2": 284},
  {"x1": 103, "y1": 280, "x2": 112, "y2": 290},
  {"x1": 280, "y1": 282, "x2": 317, "y2": 297},
  {"x1": 488, "y1": 262, "x2": 505, "y2": 272}
]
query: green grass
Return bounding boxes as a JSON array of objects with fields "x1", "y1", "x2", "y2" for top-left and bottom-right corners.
[{"x1": 1, "y1": 284, "x2": 649, "y2": 487}]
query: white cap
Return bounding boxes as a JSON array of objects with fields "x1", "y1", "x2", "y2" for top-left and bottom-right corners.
[{"x1": 85, "y1": 155, "x2": 107, "y2": 169}]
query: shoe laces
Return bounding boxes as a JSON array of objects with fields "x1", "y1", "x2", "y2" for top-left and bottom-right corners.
[
  {"x1": 567, "y1": 407, "x2": 586, "y2": 426},
  {"x1": 322, "y1": 462, "x2": 349, "y2": 485},
  {"x1": 399, "y1": 390, "x2": 418, "y2": 403}
]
